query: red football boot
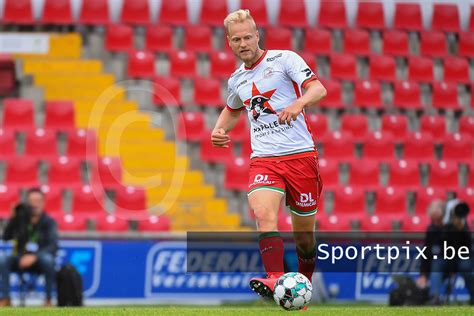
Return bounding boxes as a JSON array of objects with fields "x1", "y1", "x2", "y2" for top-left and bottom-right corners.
[{"x1": 249, "y1": 274, "x2": 282, "y2": 299}]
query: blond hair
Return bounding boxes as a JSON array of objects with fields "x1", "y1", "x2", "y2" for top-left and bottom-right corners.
[{"x1": 223, "y1": 9, "x2": 257, "y2": 34}]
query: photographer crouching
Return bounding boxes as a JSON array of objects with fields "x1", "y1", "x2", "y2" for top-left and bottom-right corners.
[{"x1": 0, "y1": 188, "x2": 58, "y2": 307}]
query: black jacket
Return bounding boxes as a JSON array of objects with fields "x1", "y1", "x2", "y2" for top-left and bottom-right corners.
[
  {"x1": 420, "y1": 223, "x2": 444, "y2": 277},
  {"x1": 3, "y1": 212, "x2": 58, "y2": 257}
]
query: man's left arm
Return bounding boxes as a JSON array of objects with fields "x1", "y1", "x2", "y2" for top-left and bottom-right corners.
[
  {"x1": 278, "y1": 80, "x2": 327, "y2": 125},
  {"x1": 36, "y1": 219, "x2": 59, "y2": 257},
  {"x1": 278, "y1": 51, "x2": 327, "y2": 125}
]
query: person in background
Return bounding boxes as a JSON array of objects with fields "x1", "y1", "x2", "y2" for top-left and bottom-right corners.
[
  {"x1": 417, "y1": 199, "x2": 445, "y2": 290},
  {"x1": 0, "y1": 188, "x2": 58, "y2": 307}
]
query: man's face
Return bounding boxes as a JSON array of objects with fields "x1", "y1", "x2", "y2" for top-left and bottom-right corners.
[
  {"x1": 227, "y1": 20, "x2": 260, "y2": 63},
  {"x1": 27, "y1": 192, "x2": 44, "y2": 216}
]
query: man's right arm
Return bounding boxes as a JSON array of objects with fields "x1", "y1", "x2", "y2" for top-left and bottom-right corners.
[{"x1": 211, "y1": 107, "x2": 242, "y2": 148}]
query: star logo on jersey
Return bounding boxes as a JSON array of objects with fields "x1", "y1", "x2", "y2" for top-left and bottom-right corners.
[{"x1": 244, "y1": 83, "x2": 277, "y2": 121}]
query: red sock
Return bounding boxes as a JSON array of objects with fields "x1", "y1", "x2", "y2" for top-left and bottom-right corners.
[
  {"x1": 259, "y1": 232, "x2": 285, "y2": 278},
  {"x1": 296, "y1": 246, "x2": 316, "y2": 283}
]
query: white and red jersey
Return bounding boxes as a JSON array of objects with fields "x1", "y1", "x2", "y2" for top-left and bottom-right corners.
[{"x1": 226, "y1": 50, "x2": 318, "y2": 158}]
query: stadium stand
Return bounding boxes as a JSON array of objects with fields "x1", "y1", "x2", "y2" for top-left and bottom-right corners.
[{"x1": 0, "y1": 0, "x2": 472, "y2": 235}]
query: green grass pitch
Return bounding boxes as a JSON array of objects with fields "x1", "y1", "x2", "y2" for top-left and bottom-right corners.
[{"x1": 0, "y1": 304, "x2": 471, "y2": 315}]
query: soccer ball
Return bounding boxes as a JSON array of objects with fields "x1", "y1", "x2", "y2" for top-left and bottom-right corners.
[{"x1": 273, "y1": 272, "x2": 312, "y2": 311}]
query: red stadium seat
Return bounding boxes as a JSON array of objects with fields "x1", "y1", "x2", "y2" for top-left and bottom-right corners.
[
  {"x1": 153, "y1": 77, "x2": 182, "y2": 107},
  {"x1": 330, "y1": 54, "x2": 357, "y2": 80},
  {"x1": 432, "y1": 82, "x2": 460, "y2": 111},
  {"x1": 303, "y1": 28, "x2": 332, "y2": 55},
  {"x1": 343, "y1": 29, "x2": 370, "y2": 56},
  {"x1": 105, "y1": 24, "x2": 133, "y2": 52},
  {"x1": 388, "y1": 159, "x2": 420, "y2": 189},
  {"x1": 321, "y1": 131, "x2": 355, "y2": 159},
  {"x1": 224, "y1": 157, "x2": 250, "y2": 191},
  {"x1": 401, "y1": 214, "x2": 430, "y2": 232},
  {"x1": 210, "y1": 51, "x2": 236, "y2": 79},
  {"x1": 348, "y1": 159, "x2": 379, "y2": 189},
  {"x1": 264, "y1": 26, "x2": 292, "y2": 50},
  {"x1": 200, "y1": 0, "x2": 228, "y2": 26},
  {"x1": 278, "y1": 212, "x2": 292, "y2": 232},
  {"x1": 361, "y1": 215, "x2": 397, "y2": 232},
  {"x1": 414, "y1": 187, "x2": 444, "y2": 216},
  {"x1": 356, "y1": 0, "x2": 385, "y2": 30},
  {"x1": 169, "y1": 51, "x2": 197, "y2": 78},
  {"x1": 52, "y1": 214, "x2": 88, "y2": 232},
  {"x1": 3, "y1": 0, "x2": 34, "y2": 24},
  {"x1": 176, "y1": 112, "x2": 206, "y2": 142},
  {"x1": 184, "y1": 25, "x2": 213, "y2": 53},
  {"x1": 72, "y1": 185, "x2": 105, "y2": 214},
  {"x1": 431, "y1": 4, "x2": 460, "y2": 32},
  {"x1": 114, "y1": 185, "x2": 146, "y2": 212},
  {"x1": 3, "y1": 98, "x2": 34, "y2": 129},
  {"x1": 428, "y1": 160, "x2": 458, "y2": 189},
  {"x1": 305, "y1": 113, "x2": 328, "y2": 138},
  {"x1": 66, "y1": 129, "x2": 98, "y2": 159},
  {"x1": 443, "y1": 57, "x2": 470, "y2": 84},
  {"x1": 193, "y1": 77, "x2": 223, "y2": 107},
  {"x1": 383, "y1": 30, "x2": 409, "y2": 57},
  {"x1": 200, "y1": 134, "x2": 234, "y2": 164},
  {"x1": 393, "y1": 81, "x2": 423, "y2": 110},
  {"x1": 381, "y1": 114, "x2": 409, "y2": 139},
  {"x1": 79, "y1": 0, "x2": 109, "y2": 25},
  {"x1": 5, "y1": 157, "x2": 38, "y2": 186},
  {"x1": 42, "y1": 0, "x2": 72, "y2": 24},
  {"x1": 120, "y1": 0, "x2": 150, "y2": 25},
  {"x1": 420, "y1": 115, "x2": 446, "y2": 139},
  {"x1": 318, "y1": 0, "x2": 347, "y2": 29},
  {"x1": 44, "y1": 101, "x2": 75, "y2": 131},
  {"x1": 333, "y1": 186, "x2": 365, "y2": 216},
  {"x1": 95, "y1": 215, "x2": 129, "y2": 232},
  {"x1": 145, "y1": 25, "x2": 173, "y2": 53},
  {"x1": 363, "y1": 131, "x2": 395, "y2": 160},
  {"x1": 420, "y1": 31, "x2": 447, "y2": 58},
  {"x1": 0, "y1": 185, "x2": 19, "y2": 218},
  {"x1": 0, "y1": 129, "x2": 16, "y2": 157},
  {"x1": 40, "y1": 185, "x2": 63, "y2": 213},
  {"x1": 240, "y1": 0, "x2": 269, "y2": 27},
  {"x1": 137, "y1": 215, "x2": 171, "y2": 232},
  {"x1": 369, "y1": 55, "x2": 396, "y2": 82},
  {"x1": 318, "y1": 79, "x2": 343, "y2": 109},
  {"x1": 459, "y1": 32, "x2": 474, "y2": 58},
  {"x1": 239, "y1": 134, "x2": 252, "y2": 157},
  {"x1": 318, "y1": 158, "x2": 339, "y2": 189},
  {"x1": 459, "y1": 116, "x2": 474, "y2": 137},
  {"x1": 127, "y1": 50, "x2": 155, "y2": 78},
  {"x1": 90, "y1": 156, "x2": 122, "y2": 188},
  {"x1": 408, "y1": 56, "x2": 434, "y2": 83},
  {"x1": 340, "y1": 114, "x2": 369, "y2": 141},
  {"x1": 317, "y1": 214, "x2": 352, "y2": 232},
  {"x1": 24, "y1": 129, "x2": 58, "y2": 160},
  {"x1": 393, "y1": 3, "x2": 423, "y2": 31},
  {"x1": 159, "y1": 0, "x2": 188, "y2": 26},
  {"x1": 354, "y1": 80, "x2": 383, "y2": 109},
  {"x1": 442, "y1": 133, "x2": 473, "y2": 162},
  {"x1": 278, "y1": 0, "x2": 307, "y2": 28},
  {"x1": 374, "y1": 187, "x2": 406, "y2": 216},
  {"x1": 403, "y1": 132, "x2": 435, "y2": 162},
  {"x1": 48, "y1": 157, "x2": 81, "y2": 185}
]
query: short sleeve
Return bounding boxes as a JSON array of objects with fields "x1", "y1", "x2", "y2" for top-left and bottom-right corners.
[
  {"x1": 284, "y1": 51, "x2": 318, "y2": 90},
  {"x1": 226, "y1": 81, "x2": 245, "y2": 112}
]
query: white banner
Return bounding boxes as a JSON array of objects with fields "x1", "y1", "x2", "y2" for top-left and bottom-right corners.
[{"x1": 0, "y1": 33, "x2": 49, "y2": 54}]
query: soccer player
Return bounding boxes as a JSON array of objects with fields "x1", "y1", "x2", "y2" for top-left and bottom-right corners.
[{"x1": 211, "y1": 9, "x2": 327, "y2": 299}]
